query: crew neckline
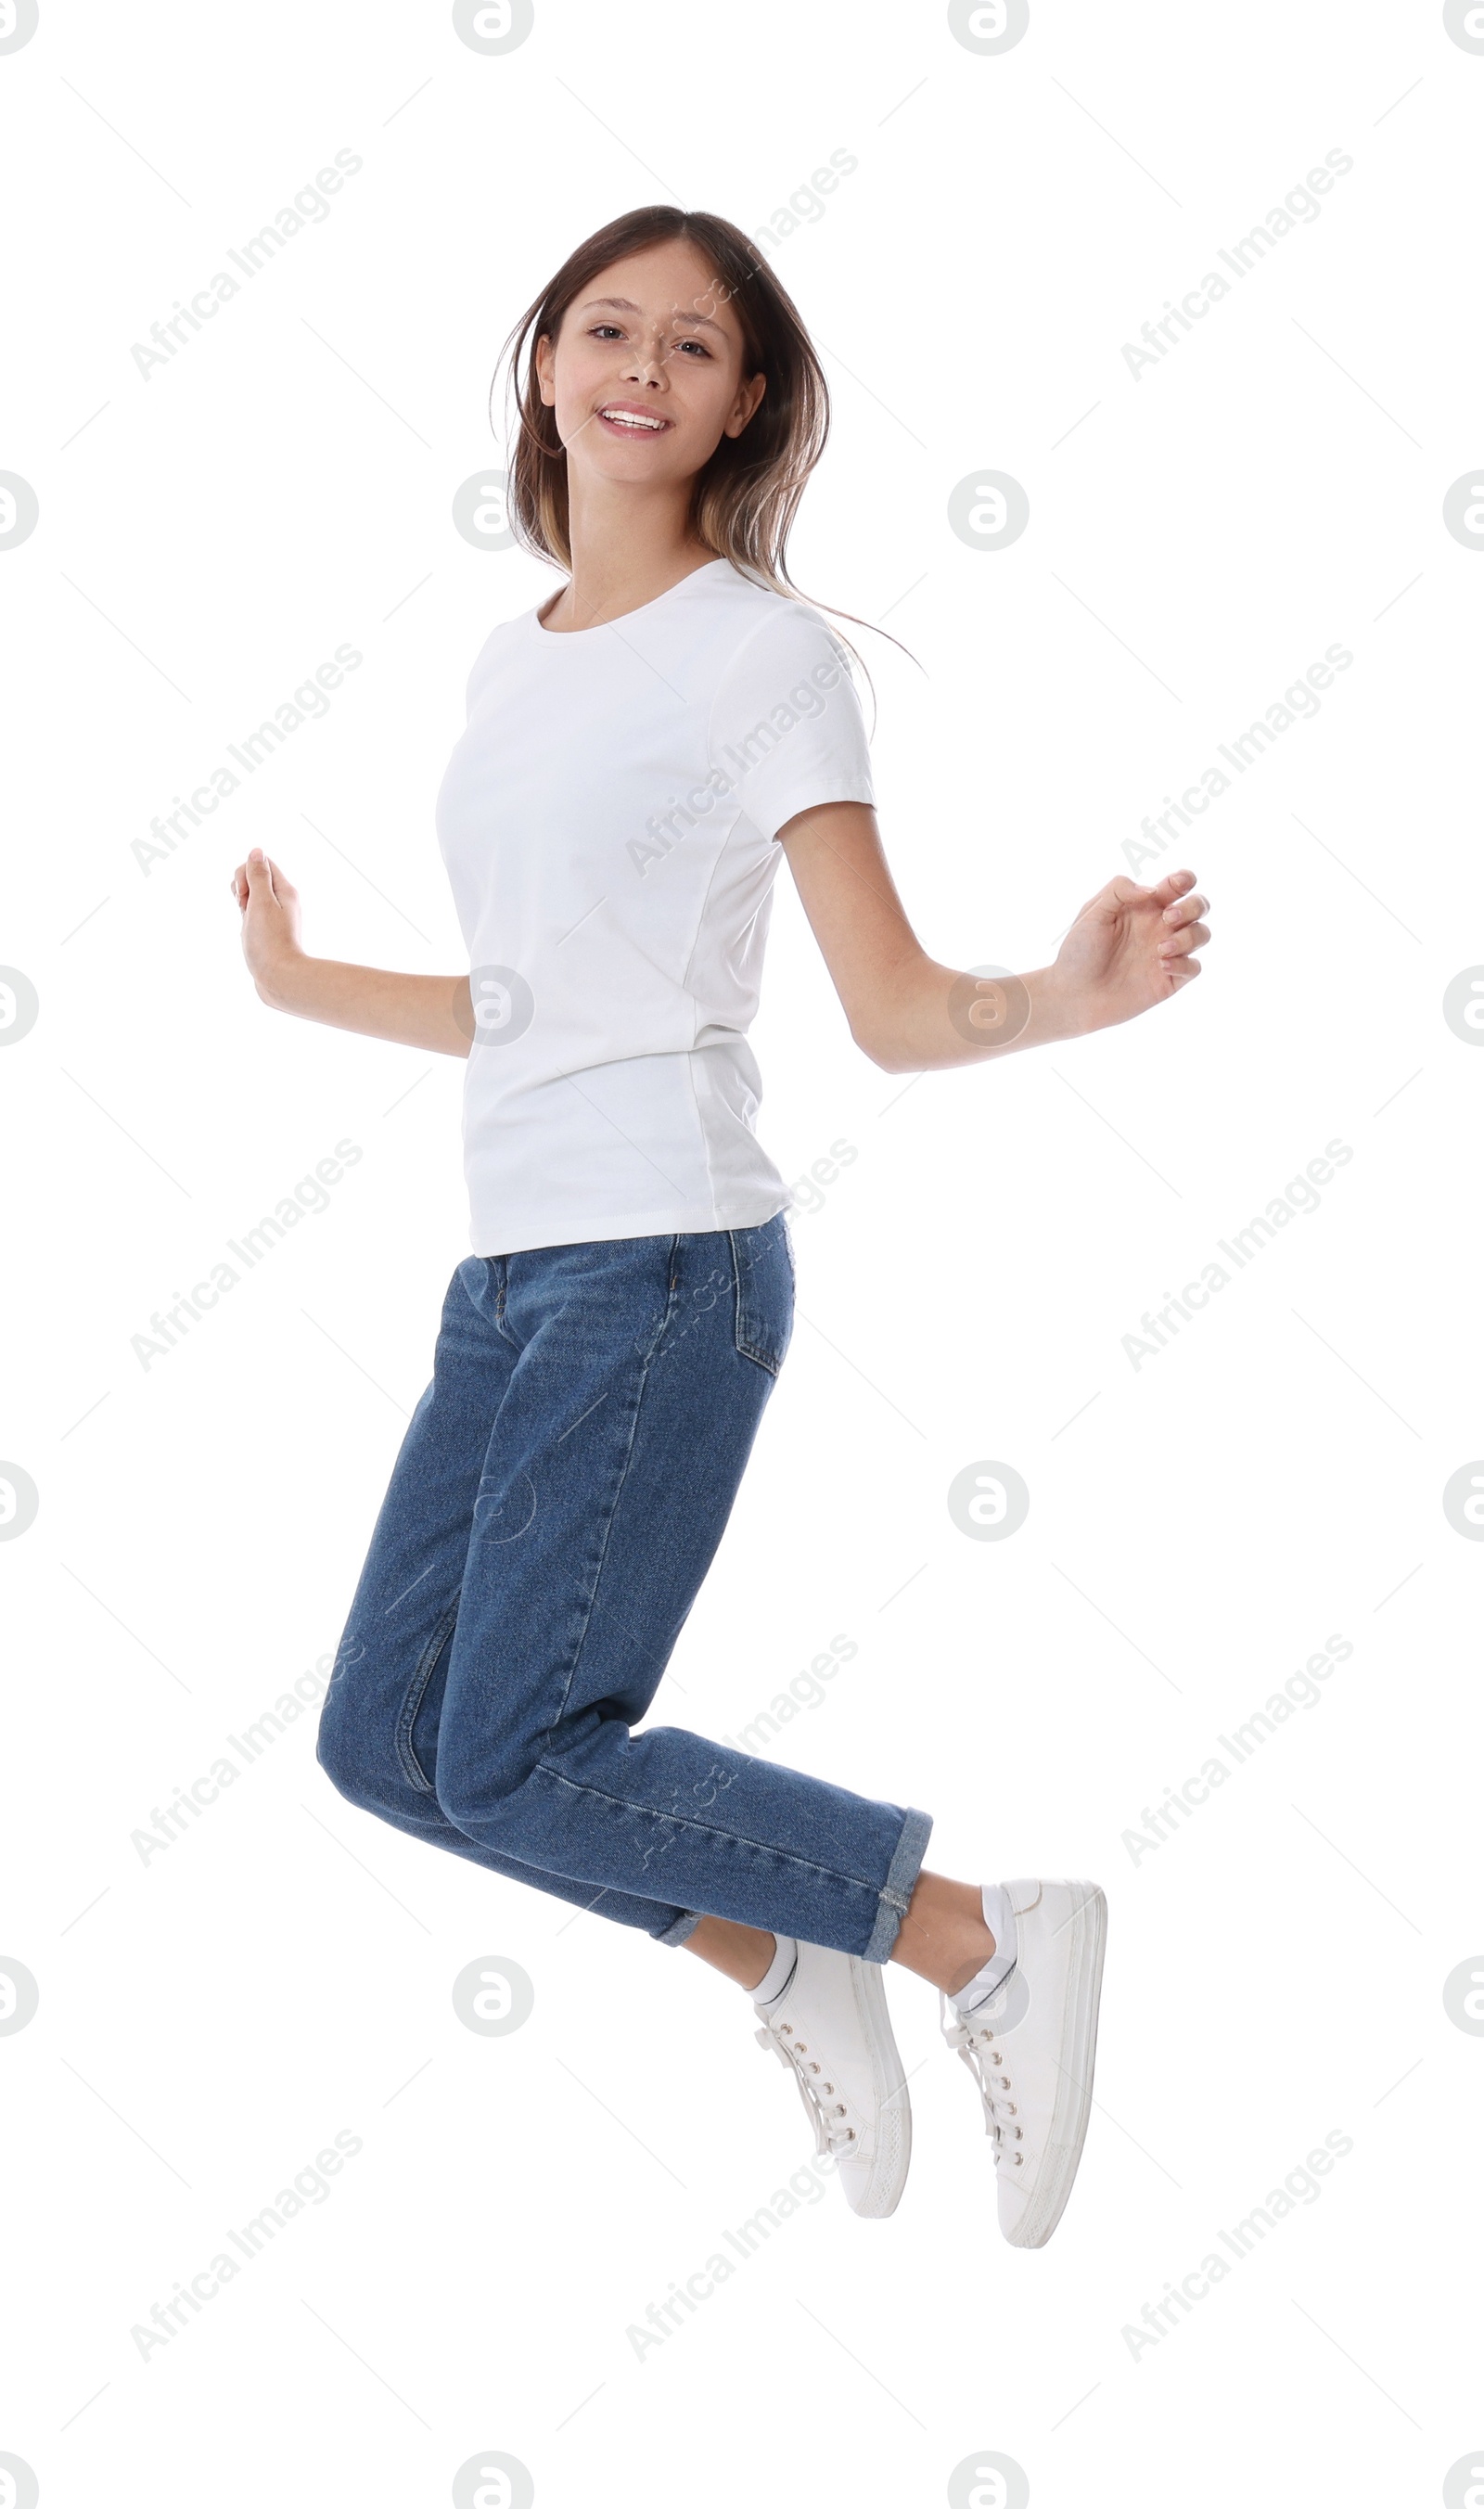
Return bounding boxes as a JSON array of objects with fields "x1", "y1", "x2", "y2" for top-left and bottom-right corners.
[{"x1": 530, "y1": 557, "x2": 733, "y2": 639}]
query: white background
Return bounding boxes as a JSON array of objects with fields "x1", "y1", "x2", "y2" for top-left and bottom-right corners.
[{"x1": 2, "y1": 1, "x2": 1481, "y2": 2503}]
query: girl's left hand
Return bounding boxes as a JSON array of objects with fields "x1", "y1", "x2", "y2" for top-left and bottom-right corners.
[{"x1": 1050, "y1": 867, "x2": 1210, "y2": 1034}]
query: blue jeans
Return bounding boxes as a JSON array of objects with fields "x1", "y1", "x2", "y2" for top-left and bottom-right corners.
[{"x1": 316, "y1": 1215, "x2": 932, "y2": 1958}]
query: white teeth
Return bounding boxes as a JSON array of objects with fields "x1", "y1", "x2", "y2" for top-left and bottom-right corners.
[{"x1": 602, "y1": 410, "x2": 664, "y2": 429}]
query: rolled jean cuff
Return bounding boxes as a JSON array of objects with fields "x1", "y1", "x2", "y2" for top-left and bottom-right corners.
[
  {"x1": 655, "y1": 1909, "x2": 702, "y2": 1948},
  {"x1": 863, "y1": 1804, "x2": 934, "y2": 1964}
]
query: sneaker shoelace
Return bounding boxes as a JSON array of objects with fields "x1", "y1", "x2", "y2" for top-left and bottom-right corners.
[
  {"x1": 940, "y1": 1992, "x2": 1024, "y2": 2170},
  {"x1": 754, "y1": 2014, "x2": 860, "y2": 2160}
]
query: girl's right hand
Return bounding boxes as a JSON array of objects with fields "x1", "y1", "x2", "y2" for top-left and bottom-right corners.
[
  {"x1": 231, "y1": 848, "x2": 303, "y2": 1004},
  {"x1": 226, "y1": 855, "x2": 470, "y2": 1055}
]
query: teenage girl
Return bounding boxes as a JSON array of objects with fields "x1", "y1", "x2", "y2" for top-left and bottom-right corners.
[{"x1": 232, "y1": 206, "x2": 1210, "y2": 2245}]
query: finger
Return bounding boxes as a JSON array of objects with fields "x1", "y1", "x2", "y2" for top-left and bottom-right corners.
[
  {"x1": 259, "y1": 853, "x2": 299, "y2": 906},
  {"x1": 1166, "y1": 955, "x2": 1203, "y2": 986},
  {"x1": 244, "y1": 847, "x2": 284, "y2": 904},
  {"x1": 1161, "y1": 888, "x2": 1209, "y2": 928},
  {"x1": 1148, "y1": 867, "x2": 1197, "y2": 906},
  {"x1": 1158, "y1": 920, "x2": 1210, "y2": 960}
]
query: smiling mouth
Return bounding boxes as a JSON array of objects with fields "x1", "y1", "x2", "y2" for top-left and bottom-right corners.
[{"x1": 597, "y1": 407, "x2": 672, "y2": 434}]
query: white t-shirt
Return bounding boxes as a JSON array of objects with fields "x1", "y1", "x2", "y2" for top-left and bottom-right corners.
[{"x1": 434, "y1": 557, "x2": 875, "y2": 1256}]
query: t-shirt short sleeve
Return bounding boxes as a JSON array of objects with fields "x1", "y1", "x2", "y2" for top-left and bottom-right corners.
[{"x1": 706, "y1": 601, "x2": 875, "y2": 842}]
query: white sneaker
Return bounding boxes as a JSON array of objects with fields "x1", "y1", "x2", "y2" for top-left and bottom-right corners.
[
  {"x1": 942, "y1": 1877, "x2": 1107, "y2": 2247},
  {"x1": 753, "y1": 1940, "x2": 911, "y2": 2219}
]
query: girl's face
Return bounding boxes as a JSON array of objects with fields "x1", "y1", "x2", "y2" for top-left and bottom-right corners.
[{"x1": 536, "y1": 239, "x2": 765, "y2": 496}]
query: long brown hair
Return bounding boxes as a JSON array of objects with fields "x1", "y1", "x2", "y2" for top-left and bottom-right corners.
[{"x1": 493, "y1": 205, "x2": 901, "y2": 694}]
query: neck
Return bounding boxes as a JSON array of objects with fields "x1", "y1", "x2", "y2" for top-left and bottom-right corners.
[{"x1": 553, "y1": 470, "x2": 714, "y2": 630}]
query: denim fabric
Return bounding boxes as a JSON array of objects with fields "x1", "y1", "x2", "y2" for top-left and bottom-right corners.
[{"x1": 316, "y1": 1213, "x2": 932, "y2": 1959}]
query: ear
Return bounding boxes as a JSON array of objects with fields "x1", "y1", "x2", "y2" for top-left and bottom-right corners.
[
  {"x1": 533, "y1": 332, "x2": 556, "y2": 408},
  {"x1": 725, "y1": 372, "x2": 767, "y2": 439}
]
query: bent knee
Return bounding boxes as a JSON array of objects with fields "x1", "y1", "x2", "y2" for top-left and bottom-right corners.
[
  {"x1": 434, "y1": 1750, "x2": 537, "y2": 1839},
  {"x1": 315, "y1": 1696, "x2": 407, "y2": 1815}
]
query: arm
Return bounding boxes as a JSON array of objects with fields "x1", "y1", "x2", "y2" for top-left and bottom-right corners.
[
  {"x1": 775, "y1": 803, "x2": 1210, "y2": 1074},
  {"x1": 231, "y1": 848, "x2": 471, "y2": 1057}
]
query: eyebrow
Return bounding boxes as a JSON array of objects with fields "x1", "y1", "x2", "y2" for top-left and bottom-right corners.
[{"x1": 579, "y1": 294, "x2": 727, "y2": 334}]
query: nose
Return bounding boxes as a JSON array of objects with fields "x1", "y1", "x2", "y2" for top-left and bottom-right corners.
[{"x1": 621, "y1": 326, "x2": 672, "y2": 391}]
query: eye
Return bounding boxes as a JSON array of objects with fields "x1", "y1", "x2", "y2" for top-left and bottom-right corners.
[
  {"x1": 588, "y1": 324, "x2": 624, "y2": 340},
  {"x1": 675, "y1": 337, "x2": 712, "y2": 357}
]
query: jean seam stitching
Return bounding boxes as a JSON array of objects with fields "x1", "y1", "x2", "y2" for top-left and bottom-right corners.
[
  {"x1": 730, "y1": 1220, "x2": 787, "y2": 1375},
  {"x1": 532, "y1": 1243, "x2": 681, "y2": 1751},
  {"x1": 491, "y1": 1257, "x2": 525, "y2": 1352},
  {"x1": 530, "y1": 1757, "x2": 888, "y2": 1899},
  {"x1": 394, "y1": 1597, "x2": 460, "y2": 1795}
]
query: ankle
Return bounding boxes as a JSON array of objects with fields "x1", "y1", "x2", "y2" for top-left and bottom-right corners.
[
  {"x1": 945, "y1": 1938, "x2": 996, "y2": 1998},
  {"x1": 945, "y1": 1884, "x2": 1020, "y2": 2007},
  {"x1": 889, "y1": 1867, "x2": 997, "y2": 1992},
  {"x1": 683, "y1": 1915, "x2": 777, "y2": 1991},
  {"x1": 891, "y1": 1911, "x2": 994, "y2": 1993}
]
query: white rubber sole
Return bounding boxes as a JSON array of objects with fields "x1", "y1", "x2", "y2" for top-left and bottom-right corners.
[{"x1": 1004, "y1": 1882, "x2": 1107, "y2": 2249}]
